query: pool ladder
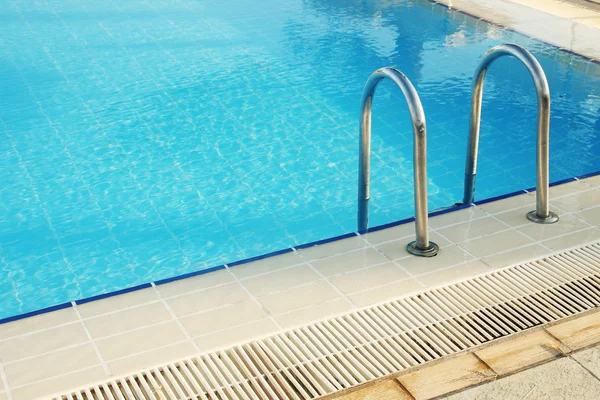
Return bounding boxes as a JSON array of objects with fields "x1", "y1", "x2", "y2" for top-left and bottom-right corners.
[{"x1": 358, "y1": 44, "x2": 559, "y2": 258}]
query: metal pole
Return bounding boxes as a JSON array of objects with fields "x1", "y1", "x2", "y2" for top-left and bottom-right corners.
[
  {"x1": 358, "y1": 68, "x2": 438, "y2": 257},
  {"x1": 462, "y1": 44, "x2": 558, "y2": 224}
]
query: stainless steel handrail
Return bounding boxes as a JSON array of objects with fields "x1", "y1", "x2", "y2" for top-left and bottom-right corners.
[
  {"x1": 463, "y1": 44, "x2": 559, "y2": 224},
  {"x1": 358, "y1": 67, "x2": 438, "y2": 257}
]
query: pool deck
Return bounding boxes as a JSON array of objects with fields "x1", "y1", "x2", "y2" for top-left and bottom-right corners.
[
  {"x1": 0, "y1": 175, "x2": 599, "y2": 399},
  {"x1": 437, "y1": 0, "x2": 600, "y2": 60},
  {"x1": 329, "y1": 308, "x2": 600, "y2": 400},
  {"x1": 2, "y1": 0, "x2": 600, "y2": 399}
]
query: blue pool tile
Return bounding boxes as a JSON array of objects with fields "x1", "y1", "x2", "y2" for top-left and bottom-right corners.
[{"x1": 2, "y1": 0, "x2": 600, "y2": 321}]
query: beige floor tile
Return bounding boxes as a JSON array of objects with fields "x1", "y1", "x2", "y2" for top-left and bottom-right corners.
[
  {"x1": 329, "y1": 263, "x2": 409, "y2": 295},
  {"x1": 447, "y1": 0, "x2": 563, "y2": 23},
  {"x1": 398, "y1": 353, "x2": 496, "y2": 400},
  {"x1": 550, "y1": 180, "x2": 593, "y2": 198},
  {"x1": 553, "y1": 188, "x2": 600, "y2": 213},
  {"x1": 180, "y1": 300, "x2": 269, "y2": 338},
  {"x1": 84, "y1": 301, "x2": 173, "y2": 339},
  {"x1": 95, "y1": 321, "x2": 187, "y2": 361},
  {"x1": 336, "y1": 380, "x2": 413, "y2": 400},
  {"x1": 584, "y1": 175, "x2": 600, "y2": 188},
  {"x1": 518, "y1": 214, "x2": 590, "y2": 241},
  {"x1": 475, "y1": 330, "x2": 566, "y2": 376},
  {"x1": 258, "y1": 281, "x2": 342, "y2": 315},
  {"x1": 195, "y1": 319, "x2": 280, "y2": 352},
  {"x1": 512, "y1": 0, "x2": 600, "y2": 19},
  {"x1": 166, "y1": 282, "x2": 249, "y2": 317},
  {"x1": 311, "y1": 248, "x2": 389, "y2": 277},
  {"x1": 241, "y1": 265, "x2": 321, "y2": 297},
  {"x1": 494, "y1": 206, "x2": 541, "y2": 228},
  {"x1": 571, "y1": 343, "x2": 600, "y2": 377},
  {"x1": 297, "y1": 236, "x2": 368, "y2": 261},
  {"x1": 444, "y1": 357, "x2": 600, "y2": 400},
  {"x1": 575, "y1": 205, "x2": 600, "y2": 226},
  {"x1": 155, "y1": 269, "x2": 234, "y2": 298},
  {"x1": 348, "y1": 279, "x2": 424, "y2": 307},
  {"x1": 397, "y1": 245, "x2": 476, "y2": 276},
  {"x1": 418, "y1": 260, "x2": 491, "y2": 287},
  {"x1": 459, "y1": 230, "x2": 533, "y2": 258},
  {"x1": 0, "y1": 308, "x2": 78, "y2": 340},
  {"x1": 542, "y1": 227, "x2": 600, "y2": 251},
  {"x1": 437, "y1": 216, "x2": 510, "y2": 244},
  {"x1": 428, "y1": 206, "x2": 489, "y2": 229},
  {"x1": 107, "y1": 341, "x2": 197, "y2": 377},
  {"x1": 375, "y1": 240, "x2": 413, "y2": 261},
  {"x1": 0, "y1": 322, "x2": 88, "y2": 362},
  {"x1": 10, "y1": 366, "x2": 107, "y2": 400},
  {"x1": 274, "y1": 298, "x2": 354, "y2": 329},
  {"x1": 481, "y1": 244, "x2": 550, "y2": 269},
  {"x1": 574, "y1": 16, "x2": 600, "y2": 30},
  {"x1": 4, "y1": 343, "x2": 101, "y2": 388},
  {"x1": 0, "y1": 392, "x2": 6, "y2": 400},
  {"x1": 229, "y1": 251, "x2": 305, "y2": 279},
  {"x1": 546, "y1": 309, "x2": 600, "y2": 351},
  {"x1": 426, "y1": 232, "x2": 453, "y2": 248},
  {"x1": 361, "y1": 223, "x2": 415, "y2": 245},
  {"x1": 478, "y1": 192, "x2": 535, "y2": 214},
  {"x1": 77, "y1": 288, "x2": 159, "y2": 318}
]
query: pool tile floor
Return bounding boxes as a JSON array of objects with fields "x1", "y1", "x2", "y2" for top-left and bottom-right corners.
[{"x1": 0, "y1": 176, "x2": 599, "y2": 399}]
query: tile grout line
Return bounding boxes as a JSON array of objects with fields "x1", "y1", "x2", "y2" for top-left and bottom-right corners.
[
  {"x1": 224, "y1": 265, "x2": 284, "y2": 331},
  {"x1": 568, "y1": 352, "x2": 600, "y2": 382},
  {"x1": 151, "y1": 283, "x2": 202, "y2": 353},
  {"x1": 294, "y1": 248, "x2": 360, "y2": 309},
  {"x1": 0, "y1": 358, "x2": 13, "y2": 400},
  {"x1": 2, "y1": 341, "x2": 93, "y2": 366},
  {"x1": 97, "y1": 339, "x2": 191, "y2": 365},
  {"x1": 391, "y1": 378, "x2": 417, "y2": 400},
  {"x1": 0, "y1": 320, "x2": 84, "y2": 344},
  {"x1": 71, "y1": 302, "x2": 112, "y2": 377},
  {"x1": 8, "y1": 364, "x2": 104, "y2": 392},
  {"x1": 542, "y1": 326, "x2": 600, "y2": 382}
]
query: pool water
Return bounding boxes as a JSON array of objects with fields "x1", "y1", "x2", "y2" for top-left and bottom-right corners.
[{"x1": 2, "y1": 0, "x2": 600, "y2": 319}]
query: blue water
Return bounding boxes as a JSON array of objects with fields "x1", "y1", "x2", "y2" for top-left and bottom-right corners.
[{"x1": 1, "y1": 0, "x2": 600, "y2": 319}]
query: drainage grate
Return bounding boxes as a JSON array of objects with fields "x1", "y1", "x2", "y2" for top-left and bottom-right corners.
[{"x1": 50, "y1": 242, "x2": 600, "y2": 400}]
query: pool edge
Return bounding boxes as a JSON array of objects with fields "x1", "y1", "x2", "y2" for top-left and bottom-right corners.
[{"x1": 2, "y1": 170, "x2": 599, "y2": 326}]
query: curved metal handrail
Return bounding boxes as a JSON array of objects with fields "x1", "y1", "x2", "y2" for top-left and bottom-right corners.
[
  {"x1": 463, "y1": 43, "x2": 559, "y2": 224},
  {"x1": 358, "y1": 67, "x2": 438, "y2": 257}
]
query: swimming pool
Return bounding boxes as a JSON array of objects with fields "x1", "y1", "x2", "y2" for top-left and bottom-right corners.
[{"x1": 1, "y1": 0, "x2": 600, "y2": 320}]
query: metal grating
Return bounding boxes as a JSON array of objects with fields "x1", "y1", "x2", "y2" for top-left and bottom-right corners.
[{"x1": 50, "y1": 242, "x2": 600, "y2": 400}]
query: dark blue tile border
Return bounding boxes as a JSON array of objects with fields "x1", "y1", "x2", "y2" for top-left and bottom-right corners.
[
  {"x1": 227, "y1": 247, "x2": 295, "y2": 267},
  {"x1": 577, "y1": 170, "x2": 600, "y2": 180},
  {"x1": 294, "y1": 232, "x2": 358, "y2": 249},
  {"x1": 550, "y1": 177, "x2": 578, "y2": 187},
  {"x1": 358, "y1": 216, "x2": 415, "y2": 235},
  {"x1": 473, "y1": 189, "x2": 528, "y2": 206},
  {"x1": 430, "y1": 202, "x2": 473, "y2": 217},
  {"x1": 75, "y1": 282, "x2": 153, "y2": 305},
  {"x1": 154, "y1": 264, "x2": 227, "y2": 286},
  {"x1": 0, "y1": 302, "x2": 73, "y2": 325},
  {"x1": 1, "y1": 171, "x2": 599, "y2": 326}
]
